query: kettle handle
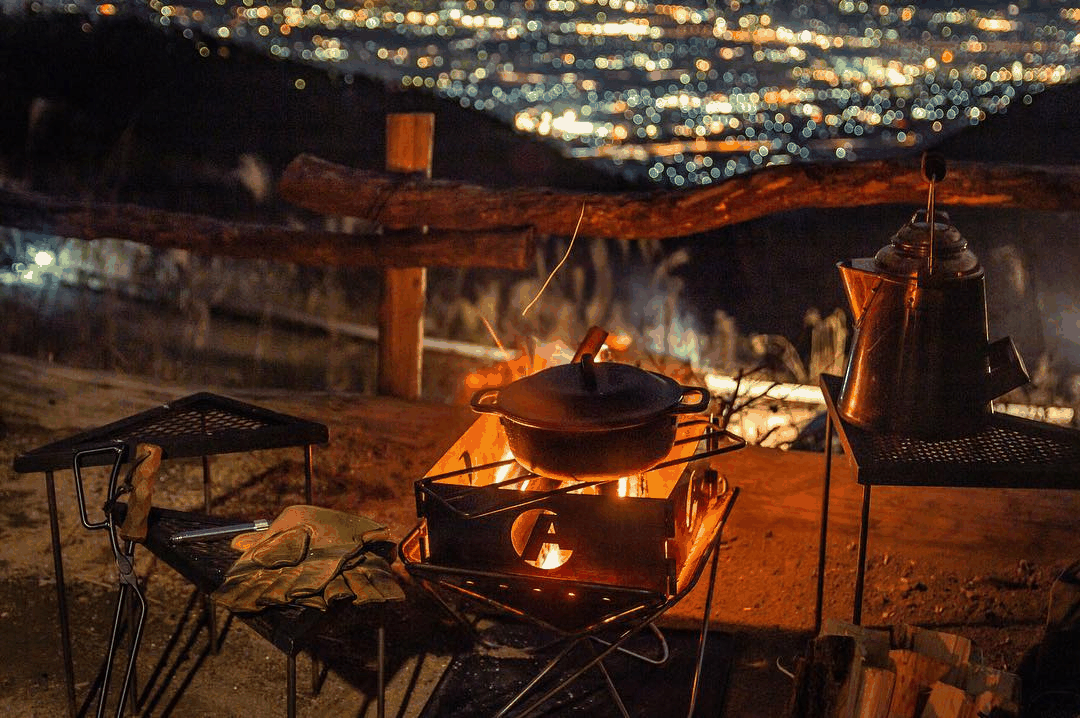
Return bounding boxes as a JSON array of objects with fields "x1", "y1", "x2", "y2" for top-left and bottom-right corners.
[{"x1": 983, "y1": 337, "x2": 1030, "y2": 403}]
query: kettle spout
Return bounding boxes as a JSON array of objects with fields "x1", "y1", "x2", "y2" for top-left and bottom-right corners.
[{"x1": 837, "y1": 259, "x2": 880, "y2": 324}]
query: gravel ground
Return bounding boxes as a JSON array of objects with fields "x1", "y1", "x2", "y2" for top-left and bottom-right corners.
[{"x1": 2, "y1": 354, "x2": 1078, "y2": 717}]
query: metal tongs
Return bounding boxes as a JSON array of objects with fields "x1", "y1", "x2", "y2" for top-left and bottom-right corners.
[{"x1": 72, "y1": 443, "x2": 147, "y2": 718}]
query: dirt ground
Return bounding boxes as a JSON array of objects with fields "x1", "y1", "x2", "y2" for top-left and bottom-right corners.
[{"x1": 2, "y1": 352, "x2": 1079, "y2": 717}]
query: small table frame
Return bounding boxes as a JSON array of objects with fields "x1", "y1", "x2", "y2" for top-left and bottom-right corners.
[
  {"x1": 814, "y1": 373, "x2": 1080, "y2": 632},
  {"x1": 13, "y1": 392, "x2": 328, "y2": 718}
]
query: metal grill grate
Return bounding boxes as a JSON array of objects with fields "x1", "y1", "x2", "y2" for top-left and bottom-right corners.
[
  {"x1": 111, "y1": 407, "x2": 273, "y2": 444},
  {"x1": 13, "y1": 392, "x2": 328, "y2": 473},
  {"x1": 869, "y1": 422, "x2": 1080, "y2": 466}
]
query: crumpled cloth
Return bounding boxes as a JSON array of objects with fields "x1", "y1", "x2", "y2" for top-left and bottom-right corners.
[{"x1": 212, "y1": 505, "x2": 404, "y2": 613}]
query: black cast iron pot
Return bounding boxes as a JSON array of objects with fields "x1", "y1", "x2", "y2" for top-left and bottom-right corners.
[{"x1": 469, "y1": 356, "x2": 710, "y2": 481}]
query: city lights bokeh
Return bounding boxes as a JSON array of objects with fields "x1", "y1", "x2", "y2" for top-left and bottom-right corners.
[{"x1": 12, "y1": 0, "x2": 1080, "y2": 185}]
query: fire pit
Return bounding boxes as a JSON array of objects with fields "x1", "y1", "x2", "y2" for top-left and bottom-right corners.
[
  {"x1": 410, "y1": 414, "x2": 743, "y2": 597},
  {"x1": 400, "y1": 406, "x2": 743, "y2": 716}
]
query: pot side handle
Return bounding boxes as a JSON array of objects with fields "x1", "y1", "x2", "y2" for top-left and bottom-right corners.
[
  {"x1": 469, "y1": 388, "x2": 503, "y2": 414},
  {"x1": 671, "y1": 386, "x2": 711, "y2": 414}
]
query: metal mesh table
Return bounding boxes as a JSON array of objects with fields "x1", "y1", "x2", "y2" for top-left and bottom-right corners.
[
  {"x1": 13, "y1": 392, "x2": 328, "y2": 718},
  {"x1": 813, "y1": 373, "x2": 1080, "y2": 631}
]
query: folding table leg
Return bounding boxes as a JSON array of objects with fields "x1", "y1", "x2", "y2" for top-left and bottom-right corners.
[
  {"x1": 852, "y1": 484, "x2": 872, "y2": 626},
  {"x1": 45, "y1": 470, "x2": 78, "y2": 718},
  {"x1": 814, "y1": 415, "x2": 834, "y2": 634},
  {"x1": 287, "y1": 653, "x2": 297, "y2": 718},
  {"x1": 201, "y1": 456, "x2": 220, "y2": 655},
  {"x1": 376, "y1": 625, "x2": 386, "y2": 718}
]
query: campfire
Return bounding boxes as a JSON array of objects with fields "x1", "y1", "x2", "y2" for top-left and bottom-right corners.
[
  {"x1": 404, "y1": 327, "x2": 745, "y2": 619},
  {"x1": 412, "y1": 413, "x2": 741, "y2": 596}
]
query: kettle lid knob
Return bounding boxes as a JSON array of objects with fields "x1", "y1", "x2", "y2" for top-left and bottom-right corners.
[{"x1": 921, "y1": 151, "x2": 947, "y2": 184}]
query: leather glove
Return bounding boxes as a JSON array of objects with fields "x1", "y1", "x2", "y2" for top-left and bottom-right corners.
[
  {"x1": 340, "y1": 553, "x2": 405, "y2": 606},
  {"x1": 118, "y1": 443, "x2": 161, "y2": 542},
  {"x1": 213, "y1": 505, "x2": 393, "y2": 612}
]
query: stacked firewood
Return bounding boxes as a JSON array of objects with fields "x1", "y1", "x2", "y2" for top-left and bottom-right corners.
[{"x1": 786, "y1": 619, "x2": 1020, "y2": 718}]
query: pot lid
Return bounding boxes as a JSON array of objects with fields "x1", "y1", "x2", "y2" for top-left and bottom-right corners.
[
  {"x1": 492, "y1": 361, "x2": 688, "y2": 431},
  {"x1": 874, "y1": 210, "x2": 981, "y2": 278}
]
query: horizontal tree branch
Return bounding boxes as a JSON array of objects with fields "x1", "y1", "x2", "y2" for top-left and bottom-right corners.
[
  {"x1": 279, "y1": 153, "x2": 1080, "y2": 240},
  {"x1": 0, "y1": 187, "x2": 535, "y2": 270}
]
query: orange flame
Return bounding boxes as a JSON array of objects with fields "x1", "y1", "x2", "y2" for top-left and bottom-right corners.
[{"x1": 536, "y1": 543, "x2": 571, "y2": 569}]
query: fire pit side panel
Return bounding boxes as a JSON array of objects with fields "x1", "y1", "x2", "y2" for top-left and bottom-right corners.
[{"x1": 419, "y1": 486, "x2": 675, "y2": 593}]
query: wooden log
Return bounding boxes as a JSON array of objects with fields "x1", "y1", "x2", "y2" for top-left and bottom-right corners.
[
  {"x1": 378, "y1": 113, "x2": 432, "y2": 399},
  {"x1": 278, "y1": 154, "x2": 1080, "y2": 240},
  {"x1": 896, "y1": 626, "x2": 971, "y2": 687},
  {"x1": 0, "y1": 187, "x2": 534, "y2": 270},
  {"x1": 822, "y1": 618, "x2": 893, "y2": 667},
  {"x1": 784, "y1": 634, "x2": 857, "y2": 718},
  {"x1": 918, "y1": 682, "x2": 976, "y2": 718},
  {"x1": 856, "y1": 666, "x2": 896, "y2": 718},
  {"x1": 887, "y1": 650, "x2": 953, "y2": 718}
]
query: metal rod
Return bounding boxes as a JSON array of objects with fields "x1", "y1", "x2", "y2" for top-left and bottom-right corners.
[
  {"x1": 495, "y1": 635, "x2": 583, "y2": 718},
  {"x1": 45, "y1": 470, "x2": 77, "y2": 718},
  {"x1": 590, "y1": 642, "x2": 631, "y2": 718},
  {"x1": 200, "y1": 445, "x2": 218, "y2": 657},
  {"x1": 418, "y1": 424, "x2": 744, "y2": 522},
  {"x1": 201, "y1": 455, "x2": 211, "y2": 515},
  {"x1": 814, "y1": 414, "x2": 835, "y2": 634},
  {"x1": 168, "y1": 520, "x2": 270, "y2": 544},
  {"x1": 853, "y1": 484, "x2": 872, "y2": 626},
  {"x1": 497, "y1": 490, "x2": 739, "y2": 718},
  {"x1": 287, "y1": 654, "x2": 296, "y2": 718},
  {"x1": 127, "y1": 585, "x2": 139, "y2": 714},
  {"x1": 304, "y1": 444, "x2": 314, "y2": 505},
  {"x1": 306, "y1": 444, "x2": 319, "y2": 698},
  {"x1": 376, "y1": 625, "x2": 386, "y2": 718},
  {"x1": 97, "y1": 581, "x2": 128, "y2": 718},
  {"x1": 926, "y1": 180, "x2": 936, "y2": 275},
  {"x1": 115, "y1": 554, "x2": 147, "y2": 718},
  {"x1": 588, "y1": 622, "x2": 669, "y2": 665},
  {"x1": 687, "y1": 524, "x2": 724, "y2": 717}
]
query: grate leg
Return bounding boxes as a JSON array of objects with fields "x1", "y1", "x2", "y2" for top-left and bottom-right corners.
[
  {"x1": 377, "y1": 625, "x2": 386, "y2": 718},
  {"x1": 46, "y1": 470, "x2": 78, "y2": 718},
  {"x1": 287, "y1": 653, "x2": 297, "y2": 718},
  {"x1": 814, "y1": 415, "x2": 835, "y2": 634},
  {"x1": 852, "y1": 484, "x2": 872, "y2": 626}
]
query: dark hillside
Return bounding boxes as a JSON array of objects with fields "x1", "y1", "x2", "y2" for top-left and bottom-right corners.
[
  {"x1": 932, "y1": 79, "x2": 1080, "y2": 167},
  {"x1": 0, "y1": 11, "x2": 637, "y2": 222}
]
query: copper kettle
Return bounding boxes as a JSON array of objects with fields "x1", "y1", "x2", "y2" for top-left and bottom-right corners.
[{"x1": 837, "y1": 206, "x2": 1029, "y2": 437}]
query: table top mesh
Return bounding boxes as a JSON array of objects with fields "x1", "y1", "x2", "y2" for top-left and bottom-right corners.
[{"x1": 13, "y1": 392, "x2": 328, "y2": 473}]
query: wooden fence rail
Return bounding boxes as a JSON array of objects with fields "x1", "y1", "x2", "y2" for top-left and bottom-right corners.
[
  {"x1": 0, "y1": 187, "x2": 534, "y2": 270},
  {"x1": 5, "y1": 119, "x2": 1078, "y2": 398},
  {"x1": 278, "y1": 153, "x2": 1080, "y2": 240}
]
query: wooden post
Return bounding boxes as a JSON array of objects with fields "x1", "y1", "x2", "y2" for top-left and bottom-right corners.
[{"x1": 378, "y1": 113, "x2": 433, "y2": 398}]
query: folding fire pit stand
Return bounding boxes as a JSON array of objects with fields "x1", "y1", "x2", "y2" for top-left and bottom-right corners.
[
  {"x1": 398, "y1": 414, "x2": 744, "y2": 717},
  {"x1": 12, "y1": 392, "x2": 328, "y2": 718},
  {"x1": 401, "y1": 487, "x2": 738, "y2": 717},
  {"x1": 814, "y1": 373, "x2": 1080, "y2": 632}
]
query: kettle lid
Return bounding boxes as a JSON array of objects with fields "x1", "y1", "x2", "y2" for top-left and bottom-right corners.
[{"x1": 874, "y1": 210, "x2": 981, "y2": 278}]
